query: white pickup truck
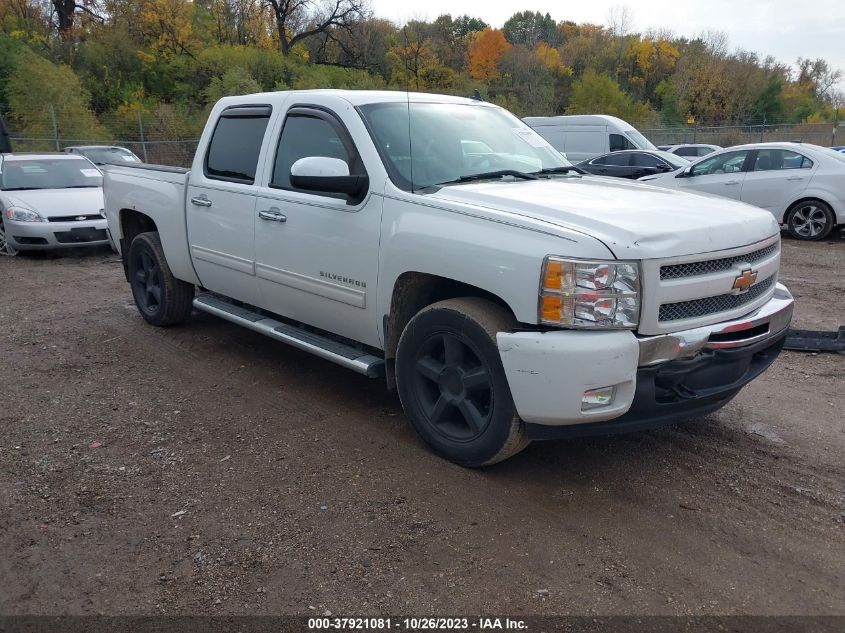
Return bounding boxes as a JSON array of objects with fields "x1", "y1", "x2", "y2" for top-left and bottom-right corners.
[{"x1": 103, "y1": 90, "x2": 794, "y2": 466}]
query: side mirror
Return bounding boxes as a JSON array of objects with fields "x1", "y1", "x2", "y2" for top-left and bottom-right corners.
[
  {"x1": 676, "y1": 165, "x2": 693, "y2": 178},
  {"x1": 290, "y1": 156, "x2": 368, "y2": 200}
]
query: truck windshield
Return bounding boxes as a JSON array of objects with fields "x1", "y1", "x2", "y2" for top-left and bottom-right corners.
[{"x1": 358, "y1": 102, "x2": 571, "y2": 191}]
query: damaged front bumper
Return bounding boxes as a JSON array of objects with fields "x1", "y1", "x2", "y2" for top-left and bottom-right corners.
[{"x1": 497, "y1": 283, "x2": 794, "y2": 437}]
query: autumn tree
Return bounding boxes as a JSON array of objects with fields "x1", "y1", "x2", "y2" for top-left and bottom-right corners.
[
  {"x1": 51, "y1": 0, "x2": 103, "y2": 39},
  {"x1": 428, "y1": 14, "x2": 486, "y2": 71},
  {"x1": 387, "y1": 25, "x2": 454, "y2": 90},
  {"x1": 203, "y1": 0, "x2": 272, "y2": 47},
  {"x1": 624, "y1": 36, "x2": 679, "y2": 101},
  {"x1": 262, "y1": 0, "x2": 366, "y2": 55},
  {"x1": 468, "y1": 27, "x2": 509, "y2": 81}
]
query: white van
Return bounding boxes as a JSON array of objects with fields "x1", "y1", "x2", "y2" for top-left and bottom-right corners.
[{"x1": 523, "y1": 114, "x2": 656, "y2": 163}]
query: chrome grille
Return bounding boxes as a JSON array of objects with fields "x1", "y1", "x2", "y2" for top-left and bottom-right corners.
[
  {"x1": 659, "y1": 276, "x2": 776, "y2": 322},
  {"x1": 48, "y1": 214, "x2": 102, "y2": 223},
  {"x1": 660, "y1": 243, "x2": 779, "y2": 280}
]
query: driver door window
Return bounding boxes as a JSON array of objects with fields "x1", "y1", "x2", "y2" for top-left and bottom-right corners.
[
  {"x1": 684, "y1": 150, "x2": 748, "y2": 201},
  {"x1": 609, "y1": 133, "x2": 635, "y2": 152},
  {"x1": 691, "y1": 151, "x2": 749, "y2": 177},
  {"x1": 271, "y1": 113, "x2": 364, "y2": 194}
]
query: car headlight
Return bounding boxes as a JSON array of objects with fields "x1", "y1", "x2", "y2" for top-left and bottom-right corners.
[
  {"x1": 4, "y1": 207, "x2": 45, "y2": 222},
  {"x1": 539, "y1": 257, "x2": 640, "y2": 328}
]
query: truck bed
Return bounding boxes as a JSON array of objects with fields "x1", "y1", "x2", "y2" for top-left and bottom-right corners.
[{"x1": 102, "y1": 162, "x2": 199, "y2": 285}]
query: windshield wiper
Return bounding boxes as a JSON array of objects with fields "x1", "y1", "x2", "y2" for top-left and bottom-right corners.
[
  {"x1": 1, "y1": 186, "x2": 42, "y2": 191},
  {"x1": 436, "y1": 169, "x2": 539, "y2": 186},
  {"x1": 534, "y1": 166, "x2": 586, "y2": 176},
  {"x1": 65, "y1": 185, "x2": 101, "y2": 188}
]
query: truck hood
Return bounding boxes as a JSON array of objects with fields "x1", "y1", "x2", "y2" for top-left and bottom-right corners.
[
  {"x1": 2, "y1": 188, "x2": 104, "y2": 219},
  {"x1": 428, "y1": 176, "x2": 779, "y2": 259}
]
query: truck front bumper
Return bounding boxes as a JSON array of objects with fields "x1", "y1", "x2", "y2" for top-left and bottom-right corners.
[{"x1": 497, "y1": 283, "x2": 794, "y2": 437}]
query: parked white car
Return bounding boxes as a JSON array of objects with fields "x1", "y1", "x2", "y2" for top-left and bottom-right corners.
[
  {"x1": 640, "y1": 142, "x2": 845, "y2": 240},
  {"x1": 658, "y1": 144, "x2": 722, "y2": 158},
  {"x1": 0, "y1": 153, "x2": 108, "y2": 255}
]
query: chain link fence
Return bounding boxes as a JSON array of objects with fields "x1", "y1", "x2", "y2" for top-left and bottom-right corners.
[
  {"x1": 6, "y1": 137, "x2": 200, "y2": 166},
  {"x1": 1, "y1": 102, "x2": 204, "y2": 167},
  {"x1": 2, "y1": 102, "x2": 843, "y2": 167},
  {"x1": 635, "y1": 122, "x2": 841, "y2": 148}
]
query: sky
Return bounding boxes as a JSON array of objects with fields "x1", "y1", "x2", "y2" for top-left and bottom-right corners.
[{"x1": 369, "y1": 0, "x2": 845, "y2": 93}]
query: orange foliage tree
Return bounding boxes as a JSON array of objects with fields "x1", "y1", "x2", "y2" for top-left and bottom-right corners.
[{"x1": 468, "y1": 28, "x2": 510, "y2": 81}]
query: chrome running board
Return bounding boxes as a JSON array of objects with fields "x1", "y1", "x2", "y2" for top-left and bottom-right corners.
[{"x1": 193, "y1": 294, "x2": 385, "y2": 378}]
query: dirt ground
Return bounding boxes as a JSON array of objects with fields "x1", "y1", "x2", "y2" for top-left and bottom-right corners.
[{"x1": 1, "y1": 233, "x2": 843, "y2": 617}]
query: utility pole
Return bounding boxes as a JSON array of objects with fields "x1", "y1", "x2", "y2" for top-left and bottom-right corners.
[
  {"x1": 137, "y1": 108, "x2": 149, "y2": 163},
  {"x1": 48, "y1": 104, "x2": 59, "y2": 151}
]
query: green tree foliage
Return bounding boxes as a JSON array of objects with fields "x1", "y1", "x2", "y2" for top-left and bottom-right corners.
[
  {"x1": 6, "y1": 48, "x2": 109, "y2": 144},
  {"x1": 753, "y1": 75, "x2": 786, "y2": 123},
  {"x1": 204, "y1": 66, "x2": 262, "y2": 106},
  {"x1": 502, "y1": 11, "x2": 559, "y2": 47},
  {"x1": 566, "y1": 69, "x2": 653, "y2": 122}
]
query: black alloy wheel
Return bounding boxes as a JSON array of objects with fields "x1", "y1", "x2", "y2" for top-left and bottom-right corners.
[{"x1": 412, "y1": 330, "x2": 494, "y2": 442}]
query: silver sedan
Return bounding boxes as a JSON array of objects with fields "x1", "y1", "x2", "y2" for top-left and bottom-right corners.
[{"x1": 0, "y1": 153, "x2": 109, "y2": 255}]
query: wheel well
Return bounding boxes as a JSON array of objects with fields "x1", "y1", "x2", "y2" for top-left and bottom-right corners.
[
  {"x1": 382, "y1": 272, "x2": 516, "y2": 389},
  {"x1": 119, "y1": 210, "x2": 158, "y2": 276},
  {"x1": 785, "y1": 198, "x2": 837, "y2": 224}
]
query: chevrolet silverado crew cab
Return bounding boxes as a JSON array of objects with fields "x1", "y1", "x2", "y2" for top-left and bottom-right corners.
[{"x1": 103, "y1": 90, "x2": 793, "y2": 467}]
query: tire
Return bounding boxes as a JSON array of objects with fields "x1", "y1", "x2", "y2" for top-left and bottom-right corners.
[
  {"x1": 395, "y1": 297, "x2": 529, "y2": 467},
  {"x1": 0, "y1": 216, "x2": 18, "y2": 256},
  {"x1": 127, "y1": 231, "x2": 194, "y2": 326},
  {"x1": 786, "y1": 200, "x2": 835, "y2": 241}
]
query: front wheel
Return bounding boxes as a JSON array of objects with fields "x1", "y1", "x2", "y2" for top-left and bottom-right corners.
[
  {"x1": 395, "y1": 297, "x2": 529, "y2": 467},
  {"x1": 128, "y1": 231, "x2": 194, "y2": 326},
  {"x1": 0, "y1": 217, "x2": 18, "y2": 256},
  {"x1": 786, "y1": 200, "x2": 835, "y2": 241}
]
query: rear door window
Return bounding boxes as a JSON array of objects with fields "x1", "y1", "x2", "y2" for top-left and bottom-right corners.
[
  {"x1": 753, "y1": 149, "x2": 813, "y2": 171},
  {"x1": 595, "y1": 153, "x2": 631, "y2": 167},
  {"x1": 205, "y1": 106, "x2": 272, "y2": 184},
  {"x1": 631, "y1": 153, "x2": 663, "y2": 167}
]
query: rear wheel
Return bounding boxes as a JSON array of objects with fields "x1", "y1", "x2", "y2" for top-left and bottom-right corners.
[
  {"x1": 786, "y1": 200, "x2": 834, "y2": 241},
  {"x1": 0, "y1": 217, "x2": 18, "y2": 256},
  {"x1": 128, "y1": 231, "x2": 194, "y2": 325},
  {"x1": 395, "y1": 297, "x2": 529, "y2": 467}
]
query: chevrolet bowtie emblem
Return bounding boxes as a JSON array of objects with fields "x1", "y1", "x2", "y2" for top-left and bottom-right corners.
[
  {"x1": 75, "y1": 216, "x2": 87, "y2": 221},
  {"x1": 732, "y1": 268, "x2": 758, "y2": 293}
]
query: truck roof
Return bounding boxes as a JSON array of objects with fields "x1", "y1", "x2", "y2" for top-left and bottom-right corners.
[{"x1": 215, "y1": 89, "x2": 490, "y2": 109}]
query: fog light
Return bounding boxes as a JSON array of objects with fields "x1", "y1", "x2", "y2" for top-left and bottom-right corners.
[{"x1": 582, "y1": 386, "x2": 616, "y2": 411}]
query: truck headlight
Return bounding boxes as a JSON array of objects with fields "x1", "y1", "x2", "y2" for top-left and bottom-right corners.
[
  {"x1": 4, "y1": 207, "x2": 45, "y2": 222},
  {"x1": 539, "y1": 257, "x2": 640, "y2": 328}
]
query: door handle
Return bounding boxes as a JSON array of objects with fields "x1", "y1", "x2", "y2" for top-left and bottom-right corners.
[
  {"x1": 725, "y1": 180, "x2": 740, "y2": 186},
  {"x1": 258, "y1": 208, "x2": 286, "y2": 222},
  {"x1": 190, "y1": 195, "x2": 212, "y2": 207},
  {"x1": 786, "y1": 176, "x2": 804, "y2": 181}
]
